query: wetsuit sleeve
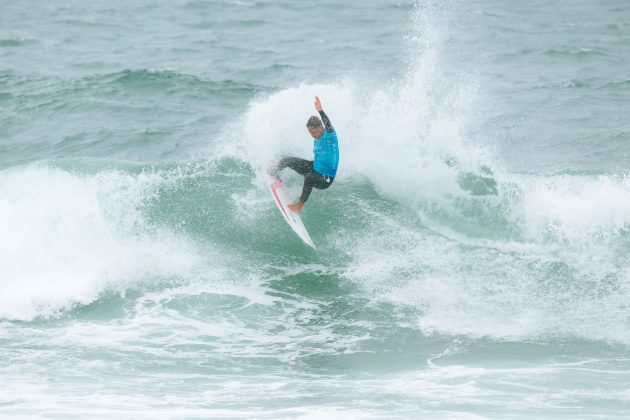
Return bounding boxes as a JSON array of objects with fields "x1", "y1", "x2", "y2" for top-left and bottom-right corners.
[{"x1": 318, "y1": 110, "x2": 334, "y2": 133}]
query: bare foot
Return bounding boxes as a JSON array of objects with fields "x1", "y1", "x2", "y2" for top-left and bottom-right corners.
[{"x1": 287, "y1": 201, "x2": 304, "y2": 213}]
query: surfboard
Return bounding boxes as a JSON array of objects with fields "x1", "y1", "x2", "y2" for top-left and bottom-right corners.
[{"x1": 267, "y1": 174, "x2": 315, "y2": 248}]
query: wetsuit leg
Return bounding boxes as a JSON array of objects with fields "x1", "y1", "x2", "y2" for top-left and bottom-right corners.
[
  {"x1": 275, "y1": 156, "x2": 334, "y2": 203},
  {"x1": 275, "y1": 157, "x2": 312, "y2": 176},
  {"x1": 299, "y1": 172, "x2": 334, "y2": 203}
]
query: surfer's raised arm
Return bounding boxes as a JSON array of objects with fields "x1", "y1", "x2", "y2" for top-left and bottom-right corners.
[{"x1": 314, "y1": 96, "x2": 334, "y2": 133}]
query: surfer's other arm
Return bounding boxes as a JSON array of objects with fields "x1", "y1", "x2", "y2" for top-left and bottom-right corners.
[{"x1": 314, "y1": 96, "x2": 334, "y2": 133}]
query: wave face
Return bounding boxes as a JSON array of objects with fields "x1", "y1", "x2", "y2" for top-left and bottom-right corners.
[{"x1": 1, "y1": 0, "x2": 630, "y2": 418}]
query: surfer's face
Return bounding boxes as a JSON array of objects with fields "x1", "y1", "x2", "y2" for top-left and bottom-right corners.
[{"x1": 308, "y1": 127, "x2": 324, "y2": 139}]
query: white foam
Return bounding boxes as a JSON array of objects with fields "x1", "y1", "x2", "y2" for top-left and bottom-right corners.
[
  {"x1": 0, "y1": 165, "x2": 205, "y2": 321},
  {"x1": 517, "y1": 173, "x2": 630, "y2": 246},
  {"x1": 342, "y1": 196, "x2": 630, "y2": 343},
  {"x1": 234, "y1": 76, "x2": 479, "y2": 204}
]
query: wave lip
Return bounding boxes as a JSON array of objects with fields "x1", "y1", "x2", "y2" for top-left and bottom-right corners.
[{"x1": 0, "y1": 165, "x2": 205, "y2": 321}]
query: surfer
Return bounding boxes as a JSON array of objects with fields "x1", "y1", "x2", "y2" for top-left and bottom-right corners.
[{"x1": 271, "y1": 96, "x2": 339, "y2": 213}]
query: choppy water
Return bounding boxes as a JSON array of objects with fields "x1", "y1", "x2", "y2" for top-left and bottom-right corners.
[{"x1": 1, "y1": 0, "x2": 630, "y2": 418}]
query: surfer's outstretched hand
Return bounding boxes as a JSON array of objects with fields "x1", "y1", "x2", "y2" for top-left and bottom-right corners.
[{"x1": 314, "y1": 96, "x2": 322, "y2": 112}]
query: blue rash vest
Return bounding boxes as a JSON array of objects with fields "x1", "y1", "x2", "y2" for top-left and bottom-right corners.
[{"x1": 312, "y1": 110, "x2": 339, "y2": 177}]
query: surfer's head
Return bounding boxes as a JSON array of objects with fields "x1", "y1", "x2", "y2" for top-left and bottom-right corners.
[{"x1": 306, "y1": 116, "x2": 324, "y2": 139}]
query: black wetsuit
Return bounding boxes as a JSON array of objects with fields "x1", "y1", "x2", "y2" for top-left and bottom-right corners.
[{"x1": 274, "y1": 110, "x2": 337, "y2": 203}]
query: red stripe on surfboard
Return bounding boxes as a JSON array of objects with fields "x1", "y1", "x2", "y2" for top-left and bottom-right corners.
[{"x1": 271, "y1": 182, "x2": 291, "y2": 221}]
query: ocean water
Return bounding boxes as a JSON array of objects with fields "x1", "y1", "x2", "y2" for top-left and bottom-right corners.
[{"x1": 1, "y1": 0, "x2": 629, "y2": 418}]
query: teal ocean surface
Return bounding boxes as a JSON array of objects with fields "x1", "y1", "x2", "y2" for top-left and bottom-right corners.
[{"x1": 1, "y1": 0, "x2": 630, "y2": 418}]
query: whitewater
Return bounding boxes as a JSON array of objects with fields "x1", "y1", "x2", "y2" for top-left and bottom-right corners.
[{"x1": 1, "y1": 0, "x2": 629, "y2": 418}]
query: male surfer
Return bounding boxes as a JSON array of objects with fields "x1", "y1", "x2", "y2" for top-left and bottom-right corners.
[{"x1": 271, "y1": 96, "x2": 339, "y2": 213}]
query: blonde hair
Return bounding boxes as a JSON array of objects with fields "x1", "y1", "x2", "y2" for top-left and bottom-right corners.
[{"x1": 306, "y1": 116, "x2": 323, "y2": 129}]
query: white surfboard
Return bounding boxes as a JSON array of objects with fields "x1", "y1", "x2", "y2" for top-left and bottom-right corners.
[{"x1": 267, "y1": 174, "x2": 315, "y2": 248}]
